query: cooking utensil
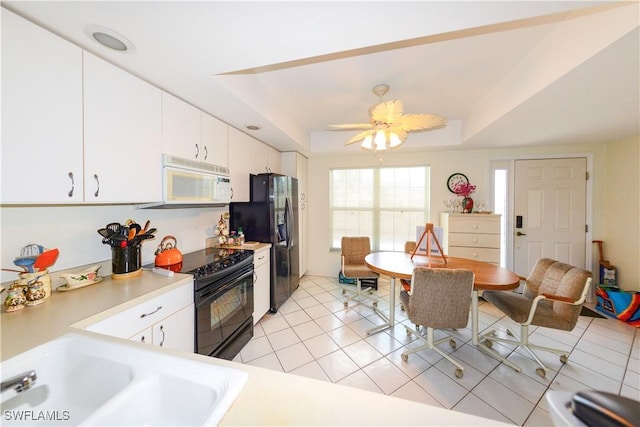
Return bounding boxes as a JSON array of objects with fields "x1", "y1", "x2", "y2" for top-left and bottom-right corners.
[
  {"x1": 127, "y1": 228, "x2": 137, "y2": 241},
  {"x1": 97, "y1": 228, "x2": 114, "y2": 239},
  {"x1": 106, "y1": 222, "x2": 122, "y2": 234},
  {"x1": 14, "y1": 257, "x2": 36, "y2": 273},
  {"x1": 139, "y1": 227, "x2": 157, "y2": 237},
  {"x1": 33, "y1": 248, "x2": 59, "y2": 271},
  {"x1": 142, "y1": 220, "x2": 150, "y2": 234}
]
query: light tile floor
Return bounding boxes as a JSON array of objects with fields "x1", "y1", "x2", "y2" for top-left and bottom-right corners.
[{"x1": 234, "y1": 275, "x2": 640, "y2": 426}]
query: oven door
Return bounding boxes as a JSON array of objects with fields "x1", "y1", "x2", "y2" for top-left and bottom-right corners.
[{"x1": 195, "y1": 264, "x2": 254, "y2": 357}]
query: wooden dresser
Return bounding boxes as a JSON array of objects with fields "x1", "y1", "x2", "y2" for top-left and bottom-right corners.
[{"x1": 440, "y1": 213, "x2": 502, "y2": 264}]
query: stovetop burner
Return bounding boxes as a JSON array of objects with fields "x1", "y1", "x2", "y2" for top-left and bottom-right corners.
[{"x1": 179, "y1": 247, "x2": 253, "y2": 283}]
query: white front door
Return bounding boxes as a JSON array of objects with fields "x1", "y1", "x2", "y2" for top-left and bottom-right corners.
[{"x1": 513, "y1": 158, "x2": 588, "y2": 277}]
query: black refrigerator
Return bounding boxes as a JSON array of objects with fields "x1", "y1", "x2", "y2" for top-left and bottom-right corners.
[{"x1": 229, "y1": 173, "x2": 299, "y2": 312}]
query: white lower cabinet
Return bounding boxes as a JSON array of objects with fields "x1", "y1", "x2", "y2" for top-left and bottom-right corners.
[
  {"x1": 85, "y1": 282, "x2": 194, "y2": 353},
  {"x1": 253, "y1": 247, "x2": 271, "y2": 324}
]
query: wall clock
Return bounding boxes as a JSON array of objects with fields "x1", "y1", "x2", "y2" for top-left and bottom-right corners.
[{"x1": 447, "y1": 173, "x2": 468, "y2": 193}]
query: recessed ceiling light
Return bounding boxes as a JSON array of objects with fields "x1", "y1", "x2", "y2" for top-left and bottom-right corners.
[
  {"x1": 246, "y1": 125, "x2": 261, "y2": 131},
  {"x1": 85, "y1": 24, "x2": 135, "y2": 53}
]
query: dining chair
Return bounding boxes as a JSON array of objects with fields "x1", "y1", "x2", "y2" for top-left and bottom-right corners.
[
  {"x1": 481, "y1": 258, "x2": 593, "y2": 377},
  {"x1": 340, "y1": 237, "x2": 379, "y2": 308},
  {"x1": 400, "y1": 267, "x2": 474, "y2": 378}
]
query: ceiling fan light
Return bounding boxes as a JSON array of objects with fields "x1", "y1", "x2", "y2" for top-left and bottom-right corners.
[
  {"x1": 361, "y1": 135, "x2": 374, "y2": 150},
  {"x1": 374, "y1": 130, "x2": 386, "y2": 150},
  {"x1": 389, "y1": 132, "x2": 403, "y2": 148}
]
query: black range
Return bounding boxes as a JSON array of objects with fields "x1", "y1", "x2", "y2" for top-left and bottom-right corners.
[{"x1": 161, "y1": 247, "x2": 255, "y2": 360}]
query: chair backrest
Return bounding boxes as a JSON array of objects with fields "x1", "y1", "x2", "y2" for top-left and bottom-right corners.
[
  {"x1": 341, "y1": 237, "x2": 372, "y2": 265},
  {"x1": 524, "y1": 258, "x2": 593, "y2": 327},
  {"x1": 404, "y1": 241, "x2": 417, "y2": 254},
  {"x1": 408, "y1": 268, "x2": 474, "y2": 330}
]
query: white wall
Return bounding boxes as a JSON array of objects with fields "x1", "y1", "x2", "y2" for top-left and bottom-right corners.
[
  {"x1": 1, "y1": 205, "x2": 227, "y2": 283},
  {"x1": 602, "y1": 136, "x2": 639, "y2": 291},
  {"x1": 306, "y1": 142, "x2": 609, "y2": 279}
]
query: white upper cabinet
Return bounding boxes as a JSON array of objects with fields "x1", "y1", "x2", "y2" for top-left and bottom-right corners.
[
  {"x1": 161, "y1": 92, "x2": 201, "y2": 160},
  {"x1": 228, "y1": 127, "x2": 267, "y2": 201},
  {"x1": 267, "y1": 146, "x2": 281, "y2": 174},
  {"x1": 1, "y1": 9, "x2": 84, "y2": 203},
  {"x1": 201, "y1": 113, "x2": 229, "y2": 168},
  {"x1": 83, "y1": 53, "x2": 162, "y2": 202},
  {"x1": 162, "y1": 93, "x2": 229, "y2": 167}
]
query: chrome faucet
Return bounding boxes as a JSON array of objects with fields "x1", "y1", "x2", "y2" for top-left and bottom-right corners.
[{"x1": 1, "y1": 370, "x2": 37, "y2": 393}]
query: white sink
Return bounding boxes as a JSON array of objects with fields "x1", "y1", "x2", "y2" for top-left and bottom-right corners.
[{"x1": 1, "y1": 334, "x2": 247, "y2": 426}]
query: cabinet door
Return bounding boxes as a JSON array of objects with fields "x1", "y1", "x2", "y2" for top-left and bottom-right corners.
[
  {"x1": 267, "y1": 146, "x2": 281, "y2": 173},
  {"x1": 201, "y1": 113, "x2": 228, "y2": 167},
  {"x1": 129, "y1": 327, "x2": 153, "y2": 345},
  {"x1": 83, "y1": 53, "x2": 162, "y2": 202},
  {"x1": 151, "y1": 304, "x2": 195, "y2": 352},
  {"x1": 228, "y1": 127, "x2": 267, "y2": 201},
  {"x1": 253, "y1": 250, "x2": 271, "y2": 324},
  {"x1": 1, "y1": 10, "x2": 83, "y2": 203},
  {"x1": 161, "y1": 92, "x2": 201, "y2": 160}
]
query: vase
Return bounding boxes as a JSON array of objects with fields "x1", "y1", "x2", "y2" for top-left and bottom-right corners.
[{"x1": 462, "y1": 197, "x2": 474, "y2": 213}]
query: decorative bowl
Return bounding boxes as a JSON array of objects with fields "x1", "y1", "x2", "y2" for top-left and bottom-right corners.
[{"x1": 61, "y1": 265, "x2": 102, "y2": 288}]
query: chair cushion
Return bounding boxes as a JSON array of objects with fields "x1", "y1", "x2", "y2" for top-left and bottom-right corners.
[
  {"x1": 483, "y1": 290, "x2": 576, "y2": 331},
  {"x1": 342, "y1": 265, "x2": 379, "y2": 279}
]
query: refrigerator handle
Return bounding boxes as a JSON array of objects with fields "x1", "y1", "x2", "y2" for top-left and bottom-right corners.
[{"x1": 286, "y1": 197, "x2": 294, "y2": 249}]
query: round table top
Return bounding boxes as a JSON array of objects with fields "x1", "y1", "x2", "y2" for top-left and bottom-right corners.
[{"x1": 365, "y1": 251, "x2": 520, "y2": 291}]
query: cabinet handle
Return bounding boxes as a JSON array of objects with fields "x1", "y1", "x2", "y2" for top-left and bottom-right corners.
[
  {"x1": 473, "y1": 253, "x2": 478, "y2": 258},
  {"x1": 93, "y1": 174, "x2": 100, "y2": 197},
  {"x1": 140, "y1": 306, "x2": 162, "y2": 318},
  {"x1": 516, "y1": 231, "x2": 527, "y2": 236},
  {"x1": 230, "y1": 188, "x2": 234, "y2": 200},
  {"x1": 159, "y1": 325, "x2": 165, "y2": 347},
  {"x1": 258, "y1": 255, "x2": 264, "y2": 261},
  {"x1": 472, "y1": 238, "x2": 478, "y2": 243},
  {"x1": 204, "y1": 146, "x2": 208, "y2": 160},
  {"x1": 253, "y1": 272, "x2": 257, "y2": 284},
  {"x1": 195, "y1": 144, "x2": 200, "y2": 159},
  {"x1": 68, "y1": 172, "x2": 75, "y2": 197},
  {"x1": 472, "y1": 224, "x2": 478, "y2": 229},
  {"x1": 140, "y1": 336, "x2": 146, "y2": 343}
]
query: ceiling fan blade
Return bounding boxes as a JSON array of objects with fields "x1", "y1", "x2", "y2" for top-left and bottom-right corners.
[
  {"x1": 329, "y1": 123, "x2": 372, "y2": 131},
  {"x1": 399, "y1": 113, "x2": 447, "y2": 131},
  {"x1": 344, "y1": 130, "x2": 373, "y2": 145},
  {"x1": 369, "y1": 100, "x2": 403, "y2": 124}
]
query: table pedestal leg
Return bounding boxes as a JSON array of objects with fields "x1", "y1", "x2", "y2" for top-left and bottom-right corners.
[{"x1": 366, "y1": 276, "x2": 396, "y2": 335}]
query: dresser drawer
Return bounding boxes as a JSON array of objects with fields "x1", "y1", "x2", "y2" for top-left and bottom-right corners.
[
  {"x1": 448, "y1": 247, "x2": 500, "y2": 263},
  {"x1": 449, "y1": 215, "x2": 500, "y2": 234},
  {"x1": 449, "y1": 233, "x2": 500, "y2": 248}
]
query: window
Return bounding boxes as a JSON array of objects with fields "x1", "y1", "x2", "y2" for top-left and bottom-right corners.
[{"x1": 330, "y1": 166, "x2": 430, "y2": 251}]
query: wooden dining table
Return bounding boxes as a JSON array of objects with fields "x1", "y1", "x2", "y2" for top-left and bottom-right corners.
[{"x1": 364, "y1": 252, "x2": 520, "y2": 347}]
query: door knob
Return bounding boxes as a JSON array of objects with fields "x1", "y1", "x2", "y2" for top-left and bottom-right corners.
[{"x1": 516, "y1": 231, "x2": 527, "y2": 236}]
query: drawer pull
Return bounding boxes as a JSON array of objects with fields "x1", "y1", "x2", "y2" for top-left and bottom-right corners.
[
  {"x1": 140, "y1": 306, "x2": 162, "y2": 318},
  {"x1": 472, "y1": 224, "x2": 478, "y2": 229},
  {"x1": 258, "y1": 255, "x2": 265, "y2": 261},
  {"x1": 473, "y1": 253, "x2": 478, "y2": 258},
  {"x1": 472, "y1": 238, "x2": 478, "y2": 243},
  {"x1": 140, "y1": 336, "x2": 146, "y2": 343}
]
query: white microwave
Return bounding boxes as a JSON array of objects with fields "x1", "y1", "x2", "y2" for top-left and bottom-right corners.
[{"x1": 140, "y1": 154, "x2": 231, "y2": 208}]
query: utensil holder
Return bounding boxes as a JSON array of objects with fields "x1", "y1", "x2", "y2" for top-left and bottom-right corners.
[{"x1": 111, "y1": 246, "x2": 141, "y2": 275}]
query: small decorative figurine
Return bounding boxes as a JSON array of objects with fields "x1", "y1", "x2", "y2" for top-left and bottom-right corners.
[
  {"x1": 214, "y1": 214, "x2": 230, "y2": 244},
  {"x1": 4, "y1": 284, "x2": 27, "y2": 312}
]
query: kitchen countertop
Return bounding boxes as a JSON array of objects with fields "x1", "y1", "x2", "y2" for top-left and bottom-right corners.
[
  {"x1": 1, "y1": 269, "x2": 512, "y2": 426},
  {"x1": 0, "y1": 269, "x2": 193, "y2": 360}
]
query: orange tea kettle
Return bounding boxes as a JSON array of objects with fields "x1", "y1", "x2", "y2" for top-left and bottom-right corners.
[{"x1": 154, "y1": 235, "x2": 183, "y2": 271}]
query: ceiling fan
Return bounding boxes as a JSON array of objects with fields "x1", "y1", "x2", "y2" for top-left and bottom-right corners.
[{"x1": 329, "y1": 84, "x2": 447, "y2": 150}]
